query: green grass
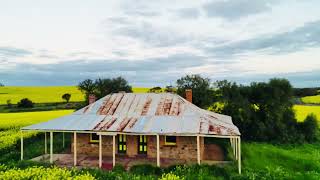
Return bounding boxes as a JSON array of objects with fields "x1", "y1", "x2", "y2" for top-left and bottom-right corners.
[
  {"x1": 301, "y1": 95, "x2": 320, "y2": 104},
  {"x1": 0, "y1": 86, "x2": 84, "y2": 104},
  {"x1": 294, "y1": 105, "x2": 320, "y2": 122},
  {"x1": 242, "y1": 142, "x2": 320, "y2": 172},
  {"x1": 0, "y1": 86, "x2": 151, "y2": 105}
]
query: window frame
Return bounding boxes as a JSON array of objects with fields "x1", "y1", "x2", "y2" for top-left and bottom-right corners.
[
  {"x1": 90, "y1": 133, "x2": 100, "y2": 143},
  {"x1": 118, "y1": 134, "x2": 127, "y2": 154},
  {"x1": 164, "y1": 136, "x2": 177, "y2": 146},
  {"x1": 138, "y1": 135, "x2": 147, "y2": 154}
]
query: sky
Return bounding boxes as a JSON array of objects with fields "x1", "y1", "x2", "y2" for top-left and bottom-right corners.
[{"x1": 0, "y1": 0, "x2": 320, "y2": 87}]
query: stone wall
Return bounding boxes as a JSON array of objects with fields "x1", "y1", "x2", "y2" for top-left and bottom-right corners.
[{"x1": 71, "y1": 133, "x2": 224, "y2": 162}]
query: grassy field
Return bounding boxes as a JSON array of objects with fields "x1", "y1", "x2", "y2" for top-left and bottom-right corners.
[
  {"x1": 0, "y1": 110, "x2": 318, "y2": 179},
  {"x1": 0, "y1": 110, "x2": 74, "y2": 129},
  {"x1": 0, "y1": 86, "x2": 150, "y2": 105},
  {"x1": 294, "y1": 105, "x2": 320, "y2": 122},
  {"x1": 301, "y1": 95, "x2": 320, "y2": 104},
  {"x1": 0, "y1": 86, "x2": 84, "y2": 104}
]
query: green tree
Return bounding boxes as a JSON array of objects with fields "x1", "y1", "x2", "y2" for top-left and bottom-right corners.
[
  {"x1": 78, "y1": 79, "x2": 96, "y2": 103},
  {"x1": 148, "y1": 86, "x2": 163, "y2": 93},
  {"x1": 78, "y1": 77, "x2": 133, "y2": 101},
  {"x1": 213, "y1": 78, "x2": 306, "y2": 143},
  {"x1": 299, "y1": 114, "x2": 319, "y2": 142},
  {"x1": 164, "y1": 85, "x2": 176, "y2": 93},
  {"x1": 176, "y1": 74, "x2": 213, "y2": 108},
  {"x1": 62, "y1": 93, "x2": 71, "y2": 103}
]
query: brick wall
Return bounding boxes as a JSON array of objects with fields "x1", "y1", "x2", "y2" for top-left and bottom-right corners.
[{"x1": 71, "y1": 133, "x2": 224, "y2": 162}]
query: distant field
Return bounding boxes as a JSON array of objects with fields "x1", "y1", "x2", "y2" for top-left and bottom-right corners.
[
  {"x1": 0, "y1": 110, "x2": 74, "y2": 129},
  {"x1": 294, "y1": 105, "x2": 320, "y2": 122},
  {"x1": 0, "y1": 86, "x2": 84, "y2": 104},
  {"x1": 0, "y1": 110, "x2": 73, "y2": 153},
  {"x1": 0, "y1": 86, "x2": 150, "y2": 104},
  {"x1": 301, "y1": 95, "x2": 320, "y2": 104}
]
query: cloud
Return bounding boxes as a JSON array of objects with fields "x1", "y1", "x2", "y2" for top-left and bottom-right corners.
[
  {"x1": 176, "y1": 8, "x2": 200, "y2": 19},
  {"x1": 206, "y1": 20, "x2": 320, "y2": 58},
  {"x1": 0, "y1": 53, "x2": 208, "y2": 86},
  {"x1": 203, "y1": 0, "x2": 272, "y2": 20},
  {"x1": 0, "y1": 47, "x2": 32, "y2": 59}
]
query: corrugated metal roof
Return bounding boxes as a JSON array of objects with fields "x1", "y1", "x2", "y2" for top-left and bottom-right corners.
[{"x1": 22, "y1": 93, "x2": 240, "y2": 136}]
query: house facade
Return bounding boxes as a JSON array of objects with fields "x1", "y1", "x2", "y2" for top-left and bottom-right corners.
[{"x1": 21, "y1": 91, "x2": 241, "y2": 173}]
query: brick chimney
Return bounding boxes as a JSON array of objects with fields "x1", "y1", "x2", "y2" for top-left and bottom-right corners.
[
  {"x1": 185, "y1": 89, "x2": 192, "y2": 103},
  {"x1": 88, "y1": 94, "x2": 96, "y2": 104}
]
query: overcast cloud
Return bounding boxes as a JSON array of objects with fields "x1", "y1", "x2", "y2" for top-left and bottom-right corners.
[{"x1": 0, "y1": 0, "x2": 320, "y2": 87}]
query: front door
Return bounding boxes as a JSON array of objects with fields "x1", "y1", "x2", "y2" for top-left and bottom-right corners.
[
  {"x1": 138, "y1": 135, "x2": 147, "y2": 154},
  {"x1": 118, "y1": 134, "x2": 127, "y2": 154}
]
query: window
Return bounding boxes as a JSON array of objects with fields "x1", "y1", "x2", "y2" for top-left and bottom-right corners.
[
  {"x1": 90, "y1": 133, "x2": 99, "y2": 143},
  {"x1": 138, "y1": 135, "x2": 147, "y2": 154},
  {"x1": 118, "y1": 134, "x2": 127, "y2": 154},
  {"x1": 165, "y1": 136, "x2": 177, "y2": 146}
]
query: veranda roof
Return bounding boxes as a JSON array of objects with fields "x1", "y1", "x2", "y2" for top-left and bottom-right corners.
[{"x1": 22, "y1": 93, "x2": 240, "y2": 136}]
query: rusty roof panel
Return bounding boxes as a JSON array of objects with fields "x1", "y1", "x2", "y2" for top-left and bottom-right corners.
[{"x1": 22, "y1": 93, "x2": 240, "y2": 136}]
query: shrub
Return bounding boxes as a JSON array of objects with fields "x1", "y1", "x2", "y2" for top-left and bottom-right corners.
[
  {"x1": 17, "y1": 98, "x2": 34, "y2": 108},
  {"x1": 299, "y1": 114, "x2": 319, "y2": 142},
  {"x1": 112, "y1": 164, "x2": 125, "y2": 173},
  {"x1": 129, "y1": 164, "x2": 162, "y2": 176}
]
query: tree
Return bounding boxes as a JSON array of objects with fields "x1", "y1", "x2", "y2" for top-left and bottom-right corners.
[
  {"x1": 299, "y1": 114, "x2": 319, "y2": 142},
  {"x1": 213, "y1": 78, "x2": 312, "y2": 143},
  {"x1": 148, "y1": 86, "x2": 162, "y2": 93},
  {"x1": 6, "y1": 99, "x2": 12, "y2": 108},
  {"x1": 176, "y1": 74, "x2": 213, "y2": 108},
  {"x1": 17, "y1": 98, "x2": 34, "y2": 108},
  {"x1": 78, "y1": 77, "x2": 133, "y2": 102},
  {"x1": 62, "y1": 93, "x2": 71, "y2": 103},
  {"x1": 78, "y1": 79, "x2": 96, "y2": 103},
  {"x1": 164, "y1": 85, "x2": 176, "y2": 93},
  {"x1": 0, "y1": 83, "x2": 4, "y2": 87},
  {"x1": 78, "y1": 79, "x2": 95, "y2": 95}
]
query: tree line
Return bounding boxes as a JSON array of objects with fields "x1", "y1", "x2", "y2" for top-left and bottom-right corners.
[{"x1": 78, "y1": 75, "x2": 319, "y2": 143}]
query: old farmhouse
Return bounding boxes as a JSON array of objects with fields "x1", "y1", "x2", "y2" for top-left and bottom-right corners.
[{"x1": 21, "y1": 90, "x2": 242, "y2": 173}]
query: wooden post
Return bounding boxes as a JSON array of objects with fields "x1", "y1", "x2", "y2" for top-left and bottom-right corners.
[
  {"x1": 21, "y1": 131, "x2": 23, "y2": 160},
  {"x1": 197, "y1": 135, "x2": 200, "y2": 165},
  {"x1": 232, "y1": 138, "x2": 236, "y2": 159},
  {"x1": 62, "y1": 132, "x2": 65, "y2": 148},
  {"x1": 156, "y1": 134, "x2": 160, "y2": 167},
  {"x1": 45, "y1": 132, "x2": 47, "y2": 154},
  {"x1": 112, "y1": 135, "x2": 116, "y2": 167},
  {"x1": 99, "y1": 134, "x2": 102, "y2": 168},
  {"x1": 235, "y1": 138, "x2": 238, "y2": 160},
  {"x1": 74, "y1": 132, "x2": 77, "y2": 166},
  {"x1": 238, "y1": 137, "x2": 241, "y2": 174},
  {"x1": 50, "y1": 132, "x2": 53, "y2": 163}
]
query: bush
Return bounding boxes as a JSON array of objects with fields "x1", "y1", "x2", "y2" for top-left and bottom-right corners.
[
  {"x1": 17, "y1": 98, "x2": 34, "y2": 108},
  {"x1": 112, "y1": 164, "x2": 125, "y2": 173},
  {"x1": 299, "y1": 114, "x2": 319, "y2": 142},
  {"x1": 129, "y1": 164, "x2": 162, "y2": 176}
]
